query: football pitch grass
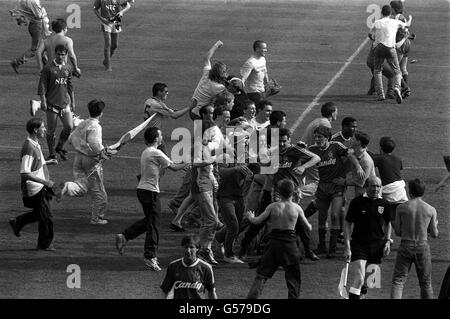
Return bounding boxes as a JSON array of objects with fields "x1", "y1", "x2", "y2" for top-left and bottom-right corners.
[{"x1": 0, "y1": 0, "x2": 449, "y2": 299}]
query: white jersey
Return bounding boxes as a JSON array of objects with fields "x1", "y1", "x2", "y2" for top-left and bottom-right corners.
[{"x1": 240, "y1": 56, "x2": 267, "y2": 93}]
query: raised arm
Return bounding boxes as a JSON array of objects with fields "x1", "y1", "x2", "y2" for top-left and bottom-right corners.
[
  {"x1": 118, "y1": 1, "x2": 132, "y2": 16},
  {"x1": 204, "y1": 40, "x2": 223, "y2": 66}
]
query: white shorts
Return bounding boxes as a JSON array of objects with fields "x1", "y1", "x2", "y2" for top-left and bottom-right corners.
[
  {"x1": 101, "y1": 23, "x2": 121, "y2": 34},
  {"x1": 48, "y1": 103, "x2": 71, "y2": 117}
]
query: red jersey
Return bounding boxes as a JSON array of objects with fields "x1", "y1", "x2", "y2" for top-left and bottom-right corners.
[
  {"x1": 309, "y1": 141, "x2": 348, "y2": 183},
  {"x1": 160, "y1": 258, "x2": 215, "y2": 299},
  {"x1": 273, "y1": 145, "x2": 316, "y2": 188}
]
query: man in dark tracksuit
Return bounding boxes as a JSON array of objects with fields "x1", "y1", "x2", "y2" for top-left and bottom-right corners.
[{"x1": 344, "y1": 176, "x2": 393, "y2": 299}]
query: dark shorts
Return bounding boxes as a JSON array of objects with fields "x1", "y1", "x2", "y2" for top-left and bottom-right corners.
[
  {"x1": 316, "y1": 182, "x2": 345, "y2": 201},
  {"x1": 350, "y1": 239, "x2": 385, "y2": 264},
  {"x1": 257, "y1": 229, "x2": 301, "y2": 279},
  {"x1": 189, "y1": 110, "x2": 201, "y2": 121}
]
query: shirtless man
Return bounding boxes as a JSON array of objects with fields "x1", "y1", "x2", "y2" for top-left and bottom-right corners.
[
  {"x1": 245, "y1": 179, "x2": 312, "y2": 299},
  {"x1": 36, "y1": 19, "x2": 81, "y2": 76},
  {"x1": 391, "y1": 178, "x2": 439, "y2": 299}
]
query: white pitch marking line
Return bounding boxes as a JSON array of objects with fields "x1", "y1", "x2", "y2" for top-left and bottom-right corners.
[{"x1": 289, "y1": 37, "x2": 371, "y2": 134}]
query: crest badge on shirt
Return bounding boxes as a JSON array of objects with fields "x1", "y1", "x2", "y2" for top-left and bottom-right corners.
[{"x1": 378, "y1": 206, "x2": 384, "y2": 214}]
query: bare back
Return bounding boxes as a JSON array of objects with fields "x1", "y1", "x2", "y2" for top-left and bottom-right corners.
[
  {"x1": 44, "y1": 34, "x2": 72, "y2": 63},
  {"x1": 266, "y1": 200, "x2": 302, "y2": 230},
  {"x1": 395, "y1": 198, "x2": 438, "y2": 241}
]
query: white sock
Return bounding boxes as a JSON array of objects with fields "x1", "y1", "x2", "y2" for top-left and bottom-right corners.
[{"x1": 349, "y1": 287, "x2": 361, "y2": 295}]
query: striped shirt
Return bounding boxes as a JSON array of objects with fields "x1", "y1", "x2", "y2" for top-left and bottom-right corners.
[{"x1": 20, "y1": 137, "x2": 48, "y2": 197}]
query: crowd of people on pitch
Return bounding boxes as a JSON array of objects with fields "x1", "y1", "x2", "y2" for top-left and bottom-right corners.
[{"x1": 7, "y1": 0, "x2": 445, "y2": 299}]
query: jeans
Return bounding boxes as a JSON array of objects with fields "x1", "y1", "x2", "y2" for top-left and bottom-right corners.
[
  {"x1": 72, "y1": 153, "x2": 107, "y2": 220},
  {"x1": 123, "y1": 189, "x2": 161, "y2": 259},
  {"x1": 16, "y1": 188, "x2": 53, "y2": 248},
  {"x1": 373, "y1": 43, "x2": 402, "y2": 98},
  {"x1": 15, "y1": 21, "x2": 43, "y2": 65},
  {"x1": 391, "y1": 240, "x2": 433, "y2": 299},
  {"x1": 194, "y1": 191, "x2": 218, "y2": 249},
  {"x1": 215, "y1": 196, "x2": 244, "y2": 257},
  {"x1": 168, "y1": 165, "x2": 192, "y2": 209}
]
